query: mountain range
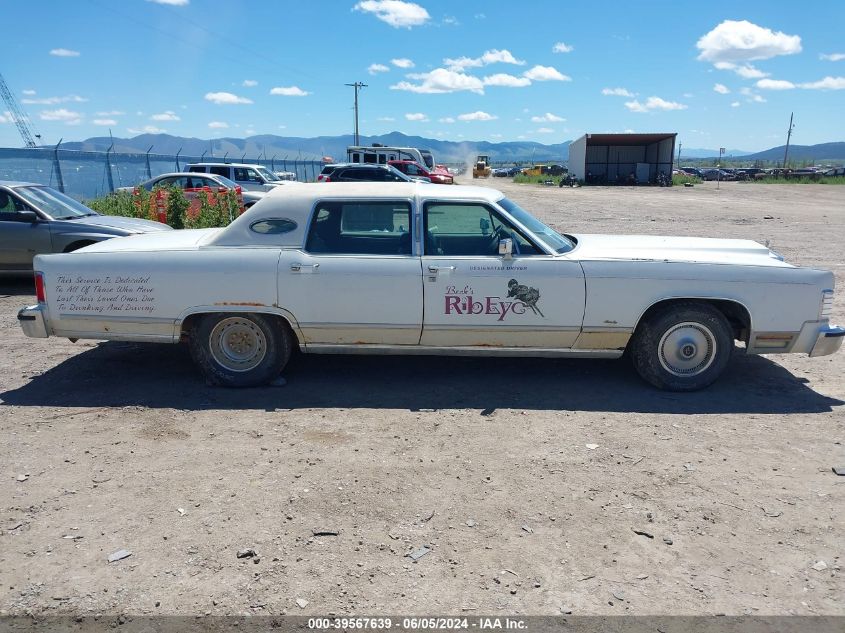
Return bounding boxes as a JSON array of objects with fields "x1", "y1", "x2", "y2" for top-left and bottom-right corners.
[{"x1": 59, "y1": 132, "x2": 845, "y2": 164}]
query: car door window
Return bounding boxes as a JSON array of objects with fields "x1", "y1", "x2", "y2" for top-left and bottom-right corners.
[
  {"x1": 305, "y1": 201, "x2": 412, "y2": 255},
  {"x1": 208, "y1": 166, "x2": 229, "y2": 178},
  {"x1": 424, "y1": 202, "x2": 541, "y2": 257}
]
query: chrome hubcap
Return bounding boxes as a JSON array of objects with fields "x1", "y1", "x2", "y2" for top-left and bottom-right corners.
[
  {"x1": 658, "y1": 322, "x2": 716, "y2": 377},
  {"x1": 208, "y1": 317, "x2": 267, "y2": 372}
]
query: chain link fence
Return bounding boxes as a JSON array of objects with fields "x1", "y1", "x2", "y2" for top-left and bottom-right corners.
[{"x1": 0, "y1": 147, "x2": 325, "y2": 200}]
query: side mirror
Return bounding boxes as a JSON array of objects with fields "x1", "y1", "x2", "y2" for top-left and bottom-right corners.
[
  {"x1": 498, "y1": 238, "x2": 513, "y2": 258},
  {"x1": 18, "y1": 211, "x2": 38, "y2": 223}
]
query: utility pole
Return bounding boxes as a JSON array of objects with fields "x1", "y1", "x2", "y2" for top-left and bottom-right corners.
[
  {"x1": 345, "y1": 82, "x2": 367, "y2": 145},
  {"x1": 677, "y1": 142, "x2": 682, "y2": 168},
  {"x1": 782, "y1": 112, "x2": 795, "y2": 169}
]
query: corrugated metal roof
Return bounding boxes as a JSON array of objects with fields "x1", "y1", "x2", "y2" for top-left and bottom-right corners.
[{"x1": 584, "y1": 133, "x2": 676, "y2": 146}]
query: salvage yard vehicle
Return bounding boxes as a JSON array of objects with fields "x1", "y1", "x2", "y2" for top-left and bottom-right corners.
[
  {"x1": 17, "y1": 183, "x2": 843, "y2": 391},
  {"x1": 1, "y1": 181, "x2": 170, "y2": 275},
  {"x1": 116, "y1": 172, "x2": 264, "y2": 209}
]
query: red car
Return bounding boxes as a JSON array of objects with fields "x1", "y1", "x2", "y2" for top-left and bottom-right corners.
[{"x1": 388, "y1": 160, "x2": 454, "y2": 185}]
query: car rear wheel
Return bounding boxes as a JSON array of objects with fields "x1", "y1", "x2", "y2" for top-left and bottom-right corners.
[
  {"x1": 630, "y1": 302, "x2": 732, "y2": 391},
  {"x1": 189, "y1": 313, "x2": 292, "y2": 387}
]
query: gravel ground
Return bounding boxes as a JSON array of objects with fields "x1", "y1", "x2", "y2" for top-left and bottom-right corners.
[{"x1": 1, "y1": 180, "x2": 843, "y2": 617}]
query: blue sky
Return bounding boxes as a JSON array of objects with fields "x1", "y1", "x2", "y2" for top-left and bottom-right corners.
[{"x1": 1, "y1": 0, "x2": 843, "y2": 151}]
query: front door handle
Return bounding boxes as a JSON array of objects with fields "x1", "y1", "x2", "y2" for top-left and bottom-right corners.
[
  {"x1": 290, "y1": 262, "x2": 320, "y2": 273},
  {"x1": 428, "y1": 265, "x2": 456, "y2": 273}
]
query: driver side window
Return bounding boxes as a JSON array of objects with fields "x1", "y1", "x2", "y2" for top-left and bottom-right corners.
[{"x1": 423, "y1": 202, "x2": 541, "y2": 256}]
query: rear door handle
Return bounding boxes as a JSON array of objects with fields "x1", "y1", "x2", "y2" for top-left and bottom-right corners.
[{"x1": 290, "y1": 262, "x2": 320, "y2": 273}]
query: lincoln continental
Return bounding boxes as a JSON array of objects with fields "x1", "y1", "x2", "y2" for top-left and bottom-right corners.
[{"x1": 17, "y1": 182, "x2": 843, "y2": 391}]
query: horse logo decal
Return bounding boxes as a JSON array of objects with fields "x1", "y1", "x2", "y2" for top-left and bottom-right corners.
[{"x1": 507, "y1": 279, "x2": 544, "y2": 317}]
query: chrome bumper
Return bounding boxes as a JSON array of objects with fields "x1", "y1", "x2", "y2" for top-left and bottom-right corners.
[
  {"x1": 810, "y1": 324, "x2": 845, "y2": 357},
  {"x1": 17, "y1": 305, "x2": 49, "y2": 338}
]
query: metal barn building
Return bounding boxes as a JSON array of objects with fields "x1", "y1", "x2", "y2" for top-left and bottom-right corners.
[{"x1": 568, "y1": 133, "x2": 677, "y2": 184}]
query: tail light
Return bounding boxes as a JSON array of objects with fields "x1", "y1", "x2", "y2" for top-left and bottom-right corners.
[
  {"x1": 821, "y1": 290, "x2": 834, "y2": 319},
  {"x1": 132, "y1": 187, "x2": 140, "y2": 196},
  {"x1": 318, "y1": 175, "x2": 330, "y2": 182},
  {"x1": 34, "y1": 272, "x2": 46, "y2": 303},
  {"x1": 217, "y1": 186, "x2": 228, "y2": 194}
]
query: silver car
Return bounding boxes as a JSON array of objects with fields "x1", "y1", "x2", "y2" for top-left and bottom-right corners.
[
  {"x1": 0, "y1": 181, "x2": 171, "y2": 275},
  {"x1": 117, "y1": 172, "x2": 266, "y2": 209}
]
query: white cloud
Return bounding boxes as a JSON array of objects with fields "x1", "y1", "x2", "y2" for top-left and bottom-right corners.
[
  {"x1": 602, "y1": 87, "x2": 634, "y2": 97},
  {"x1": 22, "y1": 89, "x2": 35, "y2": 96},
  {"x1": 535, "y1": 127, "x2": 555, "y2": 133},
  {"x1": 368, "y1": 63, "x2": 390, "y2": 74},
  {"x1": 353, "y1": 0, "x2": 430, "y2": 28},
  {"x1": 714, "y1": 61, "x2": 769, "y2": 78},
  {"x1": 405, "y1": 112, "x2": 428, "y2": 121},
  {"x1": 270, "y1": 86, "x2": 310, "y2": 96},
  {"x1": 151, "y1": 110, "x2": 180, "y2": 121},
  {"x1": 39, "y1": 108, "x2": 82, "y2": 123},
  {"x1": 205, "y1": 91, "x2": 253, "y2": 105},
  {"x1": 93, "y1": 119, "x2": 117, "y2": 126},
  {"x1": 96, "y1": 110, "x2": 125, "y2": 116},
  {"x1": 820, "y1": 53, "x2": 845, "y2": 62},
  {"x1": 523, "y1": 65, "x2": 571, "y2": 81},
  {"x1": 0, "y1": 111, "x2": 10, "y2": 124},
  {"x1": 457, "y1": 111, "x2": 497, "y2": 121},
  {"x1": 755, "y1": 76, "x2": 845, "y2": 90},
  {"x1": 146, "y1": 0, "x2": 189, "y2": 5},
  {"x1": 438, "y1": 117, "x2": 455, "y2": 123},
  {"x1": 49, "y1": 48, "x2": 80, "y2": 57},
  {"x1": 442, "y1": 15, "x2": 458, "y2": 26},
  {"x1": 127, "y1": 125, "x2": 166, "y2": 134},
  {"x1": 377, "y1": 116, "x2": 395, "y2": 121},
  {"x1": 731, "y1": 101, "x2": 740, "y2": 107},
  {"x1": 391, "y1": 58, "x2": 414, "y2": 68},
  {"x1": 391, "y1": 68, "x2": 485, "y2": 94},
  {"x1": 696, "y1": 20, "x2": 801, "y2": 63},
  {"x1": 208, "y1": 121, "x2": 229, "y2": 128},
  {"x1": 444, "y1": 49, "x2": 524, "y2": 72},
  {"x1": 21, "y1": 94, "x2": 87, "y2": 105},
  {"x1": 242, "y1": 79, "x2": 258, "y2": 87},
  {"x1": 713, "y1": 83, "x2": 730, "y2": 94},
  {"x1": 756, "y1": 78, "x2": 795, "y2": 90},
  {"x1": 482, "y1": 73, "x2": 531, "y2": 88},
  {"x1": 799, "y1": 76, "x2": 845, "y2": 90},
  {"x1": 531, "y1": 112, "x2": 565, "y2": 122},
  {"x1": 552, "y1": 42, "x2": 574, "y2": 53},
  {"x1": 624, "y1": 96, "x2": 688, "y2": 113}
]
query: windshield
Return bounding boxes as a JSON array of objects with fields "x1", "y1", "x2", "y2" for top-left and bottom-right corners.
[
  {"x1": 15, "y1": 186, "x2": 96, "y2": 219},
  {"x1": 497, "y1": 197, "x2": 575, "y2": 254},
  {"x1": 420, "y1": 150, "x2": 435, "y2": 170},
  {"x1": 256, "y1": 167, "x2": 279, "y2": 182}
]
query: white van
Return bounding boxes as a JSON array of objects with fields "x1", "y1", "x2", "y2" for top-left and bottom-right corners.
[
  {"x1": 186, "y1": 163, "x2": 284, "y2": 192},
  {"x1": 346, "y1": 145, "x2": 437, "y2": 170}
]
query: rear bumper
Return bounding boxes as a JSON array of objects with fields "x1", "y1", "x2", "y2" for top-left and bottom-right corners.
[
  {"x1": 17, "y1": 305, "x2": 49, "y2": 338},
  {"x1": 810, "y1": 324, "x2": 845, "y2": 357}
]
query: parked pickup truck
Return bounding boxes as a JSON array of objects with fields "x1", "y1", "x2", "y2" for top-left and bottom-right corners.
[{"x1": 18, "y1": 182, "x2": 844, "y2": 390}]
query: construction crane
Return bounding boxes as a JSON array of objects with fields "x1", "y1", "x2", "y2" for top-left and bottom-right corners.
[{"x1": 0, "y1": 72, "x2": 39, "y2": 148}]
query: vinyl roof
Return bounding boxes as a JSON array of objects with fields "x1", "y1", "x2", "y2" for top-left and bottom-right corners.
[{"x1": 584, "y1": 133, "x2": 677, "y2": 146}]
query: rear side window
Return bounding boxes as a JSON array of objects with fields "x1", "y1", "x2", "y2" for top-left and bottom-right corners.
[
  {"x1": 306, "y1": 201, "x2": 412, "y2": 255},
  {"x1": 209, "y1": 166, "x2": 230, "y2": 178},
  {"x1": 320, "y1": 166, "x2": 335, "y2": 175},
  {"x1": 250, "y1": 218, "x2": 297, "y2": 234},
  {"x1": 187, "y1": 166, "x2": 204, "y2": 173}
]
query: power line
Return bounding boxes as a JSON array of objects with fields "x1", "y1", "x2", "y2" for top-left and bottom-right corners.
[{"x1": 345, "y1": 82, "x2": 367, "y2": 146}]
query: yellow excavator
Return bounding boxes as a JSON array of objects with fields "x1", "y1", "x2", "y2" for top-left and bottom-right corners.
[{"x1": 472, "y1": 155, "x2": 492, "y2": 178}]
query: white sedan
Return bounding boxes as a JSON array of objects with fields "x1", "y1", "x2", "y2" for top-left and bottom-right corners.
[{"x1": 18, "y1": 182, "x2": 843, "y2": 391}]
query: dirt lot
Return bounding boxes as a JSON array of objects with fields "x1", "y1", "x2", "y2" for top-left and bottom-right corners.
[{"x1": 1, "y1": 181, "x2": 843, "y2": 617}]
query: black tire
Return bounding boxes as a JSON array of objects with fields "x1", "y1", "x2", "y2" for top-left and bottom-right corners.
[
  {"x1": 630, "y1": 302, "x2": 733, "y2": 391},
  {"x1": 189, "y1": 313, "x2": 292, "y2": 387}
]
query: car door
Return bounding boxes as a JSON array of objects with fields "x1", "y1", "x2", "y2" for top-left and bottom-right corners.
[
  {"x1": 277, "y1": 198, "x2": 423, "y2": 346},
  {"x1": 0, "y1": 191, "x2": 53, "y2": 272},
  {"x1": 420, "y1": 200, "x2": 585, "y2": 348}
]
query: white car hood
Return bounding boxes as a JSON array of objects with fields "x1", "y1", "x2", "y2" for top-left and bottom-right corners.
[{"x1": 569, "y1": 234, "x2": 792, "y2": 268}]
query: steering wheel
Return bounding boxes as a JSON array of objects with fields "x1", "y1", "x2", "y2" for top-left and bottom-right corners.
[{"x1": 488, "y1": 224, "x2": 509, "y2": 254}]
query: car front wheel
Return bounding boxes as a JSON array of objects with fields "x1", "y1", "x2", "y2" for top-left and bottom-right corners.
[
  {"x1": 630, "y1": 302, "x2": 732, "y2": 391},
  {"x1": 189, "y1": 313, "x2": 292, "y2": 387}
]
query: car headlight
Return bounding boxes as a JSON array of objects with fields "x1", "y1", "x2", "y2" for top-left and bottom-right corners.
[{"x1": 820, "y1": 289, "x2": 834, "y2": 319}]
